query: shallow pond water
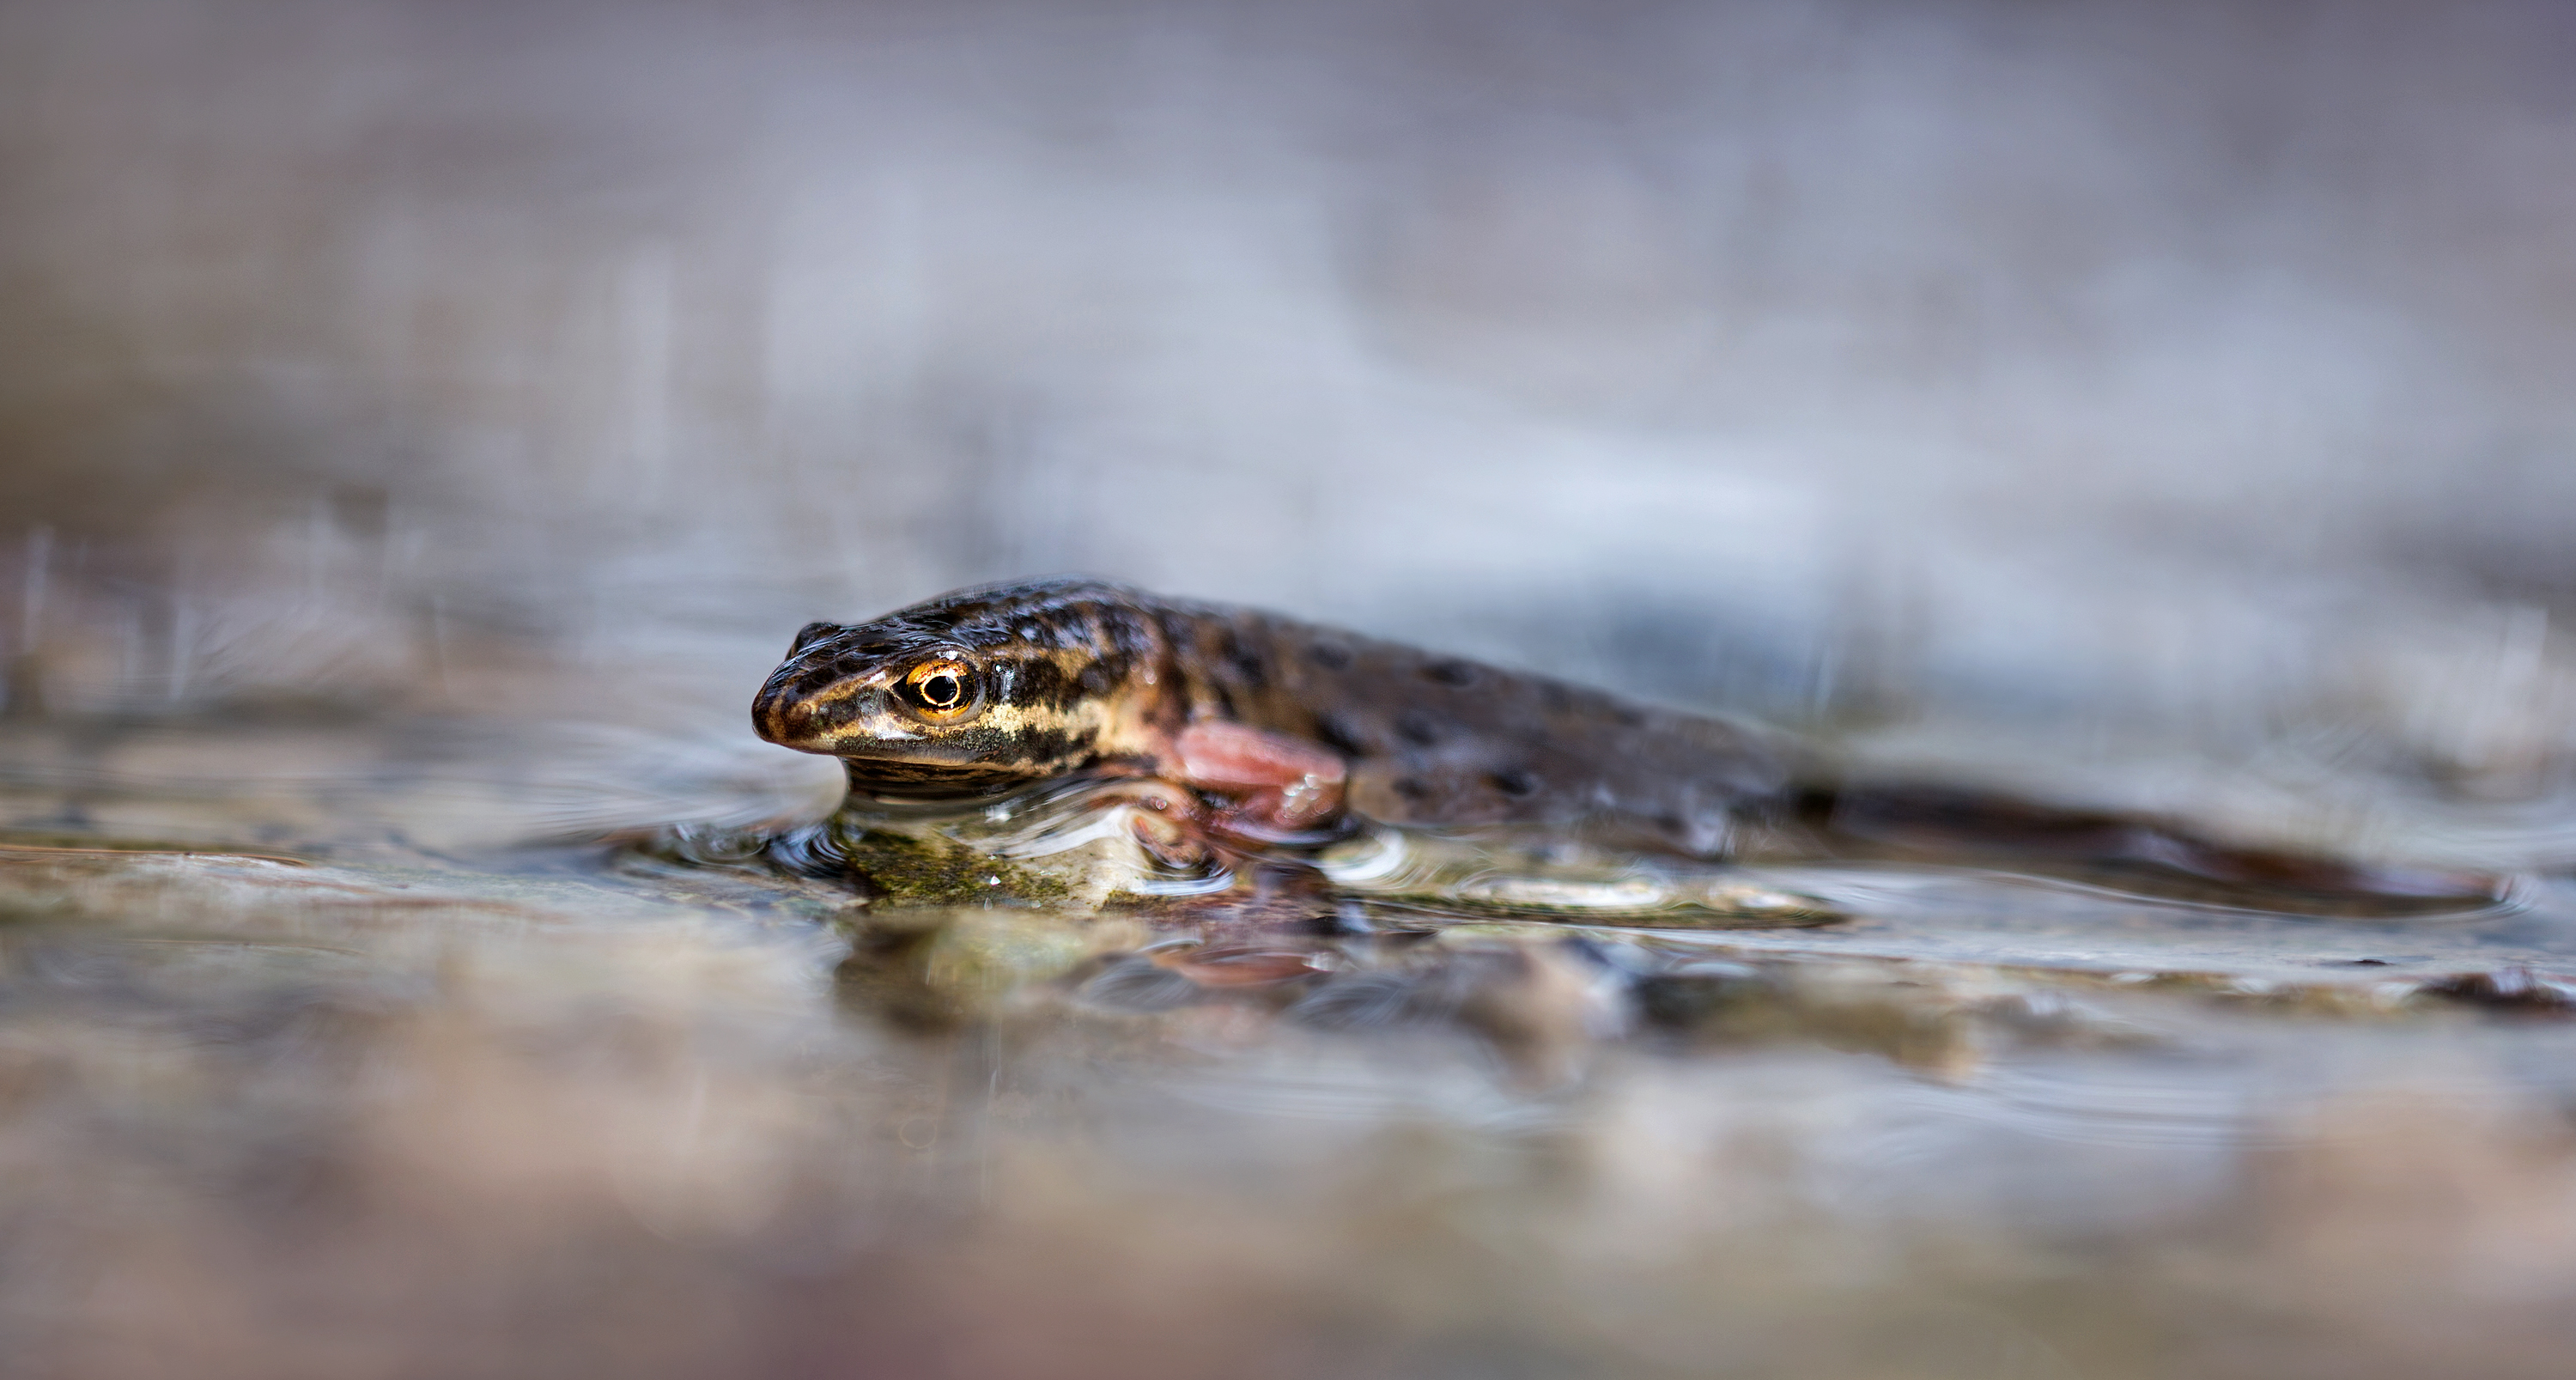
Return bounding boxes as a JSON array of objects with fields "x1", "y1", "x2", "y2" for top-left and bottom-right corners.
[{"x1": 9, "y1": 706, "x2": 2576, "y2": 1380}]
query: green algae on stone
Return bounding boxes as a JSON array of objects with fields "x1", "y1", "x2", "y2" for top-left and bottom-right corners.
[
  {"x1": 637, "y1": 791, "x2": 1208, "y2": 913},
  {"x1": 817, "y1": 787, "x2": 1229, "y2": 911},
  {"x1": 829, "y1": 825, "x2": 1075, "y2": 908}
]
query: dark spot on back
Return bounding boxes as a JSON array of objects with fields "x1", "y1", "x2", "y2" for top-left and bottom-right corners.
[
  {"x1": 1395, "y1": 708, "x2": 1445, "y2": 746},
  {"x1": 1537, "y1": 683, "x2": 1573, "y2": 714},
  {"x1": 1077, "y1": 661, "x2": 1117, "y2": 697},
  {"x1": 1306, "y1": 642, "x2": 1352, "y2": 671},
  {"x1": 1218, "y1": 628, "x2": 1267, "y2": 689},
  {"x1": 1102, "y1": 607, "x2": 1154, "y2": 660},
  {"x1": 1312, "y1": 711, "x2": 1372, "y2": 757},
  {"x1": 1489, "y1": 768, "x2": 1538, "y2": 797},
  {"x1": 1394, "y1": 776, "x2": 1431, "y2": 800},
  {"x1": 1153, "y1": 608, "x2": 1203, "y2": 660},
  {"x1": 1423, "y1": 659, "x2": 1479, "y2": 688}
]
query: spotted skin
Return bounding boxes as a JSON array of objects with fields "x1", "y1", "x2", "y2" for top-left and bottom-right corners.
[
  {"x1": 752, "y1": 576, "x2": 1789, "y2": 854},
  {"x1": 752, "y1": 578, "x2": 2504, "y2": 909}
]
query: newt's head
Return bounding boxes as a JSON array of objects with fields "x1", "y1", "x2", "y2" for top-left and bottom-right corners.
[{"x1": 752, "y1": 578, "x2": 1174, "y2": 796}]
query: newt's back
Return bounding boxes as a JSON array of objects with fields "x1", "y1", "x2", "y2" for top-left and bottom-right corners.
[{"x1": 1146, "y1": 595, "x2": 1792, "y2": 854}]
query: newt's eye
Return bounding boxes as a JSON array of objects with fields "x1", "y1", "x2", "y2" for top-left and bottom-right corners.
[{"x1": 901, "y1": 658, "x2": 980, "y2": 720}]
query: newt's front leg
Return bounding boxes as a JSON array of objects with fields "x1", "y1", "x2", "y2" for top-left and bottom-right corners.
[
  {"x1": 1171, "y1": 720, "x2": 1349, "y2": 842},
  {"x1": 1106, "y1": 722, "x2": 1349, "y2": 867}
]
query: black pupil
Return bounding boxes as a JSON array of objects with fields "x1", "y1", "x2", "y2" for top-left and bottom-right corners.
[{"x1": 920, "y1": 673, "x2": 961, "y2": 707}]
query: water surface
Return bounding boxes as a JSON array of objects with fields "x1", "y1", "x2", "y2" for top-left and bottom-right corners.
[{"x1": 8, "y1": 700, "x2": 2576, "y2": 1379}]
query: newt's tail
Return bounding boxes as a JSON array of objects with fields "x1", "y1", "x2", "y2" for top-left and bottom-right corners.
[{"x1": 1756, "y1": 783, "x2": 2507, "y2": 916}]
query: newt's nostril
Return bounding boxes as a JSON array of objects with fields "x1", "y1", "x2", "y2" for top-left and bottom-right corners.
[{"x1": 785, "y1": 699, "x2": 835, "y2": 739}]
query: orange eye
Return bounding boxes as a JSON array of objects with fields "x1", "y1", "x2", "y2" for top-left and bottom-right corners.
[{"x1": 901, "y1": 659, "x2": 979, "y2": 720}]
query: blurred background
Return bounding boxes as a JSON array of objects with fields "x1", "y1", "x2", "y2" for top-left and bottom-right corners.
[
  {"x1": 21, "y1": 8, "x2": 2576, "y2": 1378},
  {"x1": 8, "y1": 0, "x2": 2576, "y2": 848}
]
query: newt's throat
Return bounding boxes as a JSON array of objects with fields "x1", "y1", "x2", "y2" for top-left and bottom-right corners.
[{"x1": 836, "y1": 757, "x2": 1055, "y2": 799}]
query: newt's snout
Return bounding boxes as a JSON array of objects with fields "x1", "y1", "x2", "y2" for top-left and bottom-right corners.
[{"x1": 752, "y1": 667, "x2": 870, "y2": 753}]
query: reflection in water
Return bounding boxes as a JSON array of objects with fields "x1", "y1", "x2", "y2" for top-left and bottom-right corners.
[{"x1": 10, "y1": 828, "x2": 2576, "y2": 1377}]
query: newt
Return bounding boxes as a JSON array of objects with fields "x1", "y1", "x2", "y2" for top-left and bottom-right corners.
[{"x1": 751, "y1": 576, "x2": 2498, "y2": 910}]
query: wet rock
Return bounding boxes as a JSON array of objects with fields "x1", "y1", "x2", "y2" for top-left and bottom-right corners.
[
  {"x1": 1316, "y1": 824, "x2": 1844, "y2": 928},
  {"x1": 1634, "y1": 957, "x2": 2161, "y2": 1079},
  {"x1": 830, "y1": 828, "x2": 1077, "y2": 909},
  {"x1": 2420, "y1": 966, "x2": 2576, "y2": 1013}
]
